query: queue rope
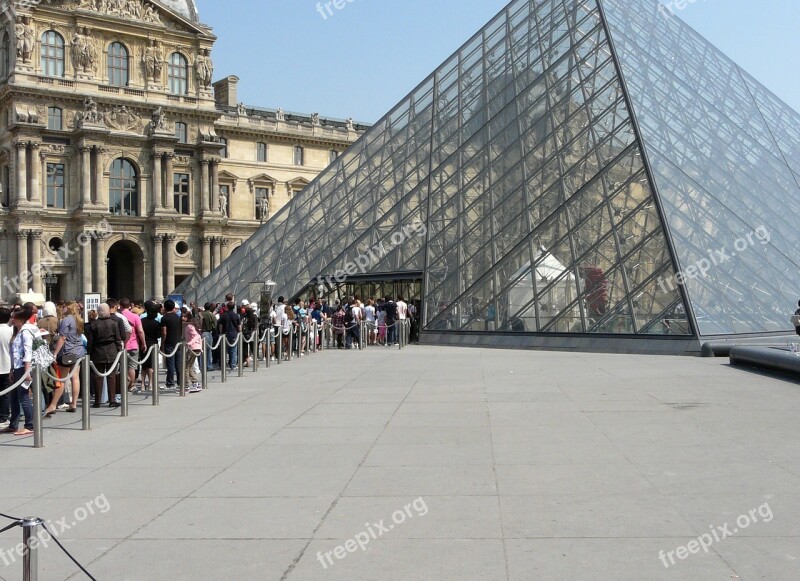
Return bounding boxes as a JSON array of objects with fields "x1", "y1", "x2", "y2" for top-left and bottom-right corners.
[
  {"x1": 0, "y1": 370, "x2": 35, "y2": 397},
  {"x1": 87, "y1": 350, "x2": 124, "y2": 377}
]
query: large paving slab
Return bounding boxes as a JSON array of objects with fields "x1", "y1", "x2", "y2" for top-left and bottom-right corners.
[{"x1": 1, "y1": 346, "x2": 799, "y2": 580}]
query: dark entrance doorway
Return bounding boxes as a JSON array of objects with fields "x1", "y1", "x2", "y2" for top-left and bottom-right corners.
[{"x1": 107, "y1": 240, "x2": 145, "y2": 301}]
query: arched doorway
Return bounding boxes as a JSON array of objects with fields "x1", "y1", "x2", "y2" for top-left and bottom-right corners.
[{"x1": 107, "y1": 240, "x2": 145, "y2": 301}]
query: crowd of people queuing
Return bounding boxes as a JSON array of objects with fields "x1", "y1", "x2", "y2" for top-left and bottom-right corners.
[{"x1": 0, "y1": 292, "x2": 419, "y2": 437}]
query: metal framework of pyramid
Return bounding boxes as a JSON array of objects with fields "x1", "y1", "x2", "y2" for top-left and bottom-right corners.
[{"x1": 183, "y1": 0, "x2": 800, "y2": 353}]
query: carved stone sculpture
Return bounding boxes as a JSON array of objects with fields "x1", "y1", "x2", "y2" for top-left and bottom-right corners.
[
  {"x1": 196, "y1": 48, "x2": 213, "y2": 88},
  {"x1": 149, "y1": 106, "x2": 169, "y2": 134},
  {"x1": 142, "y1": 39, "x2": 163, "y2": 82},
  {"x1": 15, "y1": 16, "x2": 34, "y2": 63},
  {"x1": 311, "y1": 112, "x2": 320, "y2": 126},
  {"x1": 218, "y1": 191, "x2": 227, "y2": 217},
  {"x1": 105, "y1": 105, "x2": 141, "y2": 131},
  {"x1": 275, "y1": 108, "x2": 285, "y2": 121},
  {"x1": 71, "y1": 27, "x2": 98, "y2": 73},
  {"x1": 75, "y1": 97, "x2": 104, "y2": 127}
]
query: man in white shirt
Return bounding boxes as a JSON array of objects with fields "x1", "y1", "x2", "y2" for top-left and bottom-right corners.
[
  {"x1": 0, "y1": 308, "x2": 13, "y2": 429},
  {"x1": 397, "y1": 296, "x2": 408, "y2": 320}
]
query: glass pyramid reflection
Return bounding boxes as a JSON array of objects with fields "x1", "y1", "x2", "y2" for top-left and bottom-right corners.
[{"x1": 183, "y1": 0, "x2": 800, "y2": 352}]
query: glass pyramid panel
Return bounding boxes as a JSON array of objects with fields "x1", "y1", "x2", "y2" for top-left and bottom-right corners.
[{"x1": 602, "y1": 0, "x2": 800, "y2": 335}]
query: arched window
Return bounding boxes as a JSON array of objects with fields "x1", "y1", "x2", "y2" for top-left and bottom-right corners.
[
  {"x1": 107, "y1": 42, "x2": 129, "y2": 87},
  {"x1": 109, "y1": 159, "x2": 138, "y2": 216},
  {"x1": 168, "y1": 52, "x2": 188, "y2": 95},
  {"x1": 47, "y1": 107, "x2": 62, "y2": 130},
  {"x1": 40, "y1": 31, "x2": 65, "y2": 77},
  {"x1": 0, "y1": 33, "x2": 9, "y2": 78},
  {"x1": 175, "y1": 121, "x2": 188, "y2": 143}
]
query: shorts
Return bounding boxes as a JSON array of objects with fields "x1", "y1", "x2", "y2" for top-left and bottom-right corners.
[
  {"x1": 141, "y1": 345, "x2": 157, "y2": 370},
  {"x1": 127, "y1": 350, "x2": 139, "y2": 370}
]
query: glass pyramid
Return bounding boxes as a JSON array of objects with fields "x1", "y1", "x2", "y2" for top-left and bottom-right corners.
[{"x1": 183, "y1": 0, "x2": 800, "y2": 351}]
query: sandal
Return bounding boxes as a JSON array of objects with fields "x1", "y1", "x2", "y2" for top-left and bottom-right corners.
[{"x1": 14, "y1": 428, "x2": 33, "y2": 436}]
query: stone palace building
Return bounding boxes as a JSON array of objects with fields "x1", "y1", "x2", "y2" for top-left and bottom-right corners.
[{"x1": 0, "y1": 0, "x2": 366, "y2": 302}]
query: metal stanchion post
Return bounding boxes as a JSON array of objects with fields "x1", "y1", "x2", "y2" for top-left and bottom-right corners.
[
  {"x1": 221, "y1": 339, "x2": 228, "y2": 383},
  {"x1": 22, "y1": 517, "x2": 41, "y2": 581},
  {"x1": 179, "y1": 343, "x2": 187, "y2": 397},
  {"x1": 152, "y1": 347, "x2": 160, "y2": 406},
  {"x1": 398, "y1": 322, "x2": 403, "y2": 350},
  {"x1": 238, "y1": 333, "x2": 244, "y2": 377},
  {"x1": 277, "y1": 328, "x2": 282, "y2": 365},
  {"x1": 120, "y1": 349, "x2": 128, "y2": 417},
  {"x1": 82, "y1": 355, "x2": 91, "y2": 428},
  {"x1": 305, "y1": 323, "x2": 310, "y2": 356},
  {"x1": 32, "y1": 366, "x2": 43, "y2": 448},
  {"x1": 201, "y1": 339, "x2": 208, "y2": 390},
  {"x1": 253, "y1": 335, "x2": 259, "y2": 373},
  {"x1": 312, "y1": 322, "x2": 317, "y2": 353},
  {"x1": 265, "y1": 332, "x2": 271, "y2": 369},
  {"x1": 320, "y1": 322, "x2": 325, "y2": 352},
  {"x1": 288, "y1": 326, "x2": 294, "y2": 362}
]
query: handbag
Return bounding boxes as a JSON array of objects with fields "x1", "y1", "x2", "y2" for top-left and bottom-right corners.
[
  {"x1": 791, "y1": 314, "x2": 800, "y2": 327},
  {"x1": 59, "y1": 352, "x2": 78, "y2": 366},
  {"x1": 25, "y1": 329, "x2": 55, "y2": 368}
]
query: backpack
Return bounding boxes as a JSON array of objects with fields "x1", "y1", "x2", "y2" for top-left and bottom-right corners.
[
  {"x1": 385, "y1": 301, "x2": 397, "y2": 322},
  {"x1": 344, "y1": 305, "x2": 354, "y2": 324}
]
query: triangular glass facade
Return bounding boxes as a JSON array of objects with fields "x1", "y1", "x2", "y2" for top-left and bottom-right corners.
[{"x1": 184, "y1": 0, "x2": 800, "y2": 350}]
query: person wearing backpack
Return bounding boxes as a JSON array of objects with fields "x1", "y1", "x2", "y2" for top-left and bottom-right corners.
[
  {"x1": 344, "y1": 297, "x2": 361, "y2": 349},
  {"x1": 200, "y1": 303, "x2": 216, "y2": 371}
]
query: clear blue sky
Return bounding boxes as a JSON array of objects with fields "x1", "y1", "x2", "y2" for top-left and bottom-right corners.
[{"x1": 195, "y1": 0, "x2": 800, "y2": 123}]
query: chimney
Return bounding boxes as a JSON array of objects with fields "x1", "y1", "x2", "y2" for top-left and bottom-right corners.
[{"x1": 213, "y1": 75, "x2": 239, "y2": 108}]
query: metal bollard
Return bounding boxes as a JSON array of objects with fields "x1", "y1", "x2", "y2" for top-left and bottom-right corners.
[
  {"x1": 305, "y1": 323, "x2": 310, "y2": 356},
  {"x1": 179, "y1": 343, "x2": 187, "y2": 397},
  {"x1": 152, "y1": 347, "x2": 160, "y2": 406},
  {"x1": 120, "y1": 349, "x2": 128, "y2": 417},
  {"x1": 277, "y1": 329, "x2": 283, "y2": 365},
  {"x1": 253, "y1": 335, "x2": 259, "y2": 373},
  {"x1": 201, "y1": 339, "x2": 208, "y2": 390},
  {"x1": 288, "y1": 326, "x2": 294, "y2": 362},
  {"x1": 221, "y1": 339, "x2": 228, "y2": 383},
  {"x1": 32, "y1": 366, "x2": 43, "y2": 448},
  {"x1": 312, "y1": 323, "x2": 318, "y2": 353},
  {"x1": 22, "y1": 517, "x2": 41, "y2": 581},
  {"x1": 81, "y1": 355, "x2": 91, "y2": 429}
]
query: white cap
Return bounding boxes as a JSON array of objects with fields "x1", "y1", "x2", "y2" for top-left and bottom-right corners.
[{"x1": 241, "y1": 299, "x2": 250, "y2": 306}]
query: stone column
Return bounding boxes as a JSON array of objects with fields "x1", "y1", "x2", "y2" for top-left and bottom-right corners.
[
  {"x1": 163, "y1": 153, "x2": 174, "y2": 210},
  {"x1": 152, "y1": 153, "x2": 163, "y2": 211},
  {"x1": 16, "y1": 230, "x2": 28, "y2": 288},
  {"x1": 164, "y1": 233, "x2": 176, "y2": 295},
  {"x1": 14, "y1": 141, "x2": 27, "y2": 205},
  {"x1": 30, "y1": 230, "x2": 43, "y2": 295},
  {"x1": 39, "y1": 151, "x2": 47, "y2": 208},
  {"x1": 211, "y1": 236, "x2": 221, "y2": 270},
  {"x1": 95, "y1": 232, "x2": 108, "y2": 298},
  {"x1": 210, "y1": 160, "x2": 219, "y2": 212},
  {"x1": 201, "y1": 236, "x2": 212, "y2": 277},
  {"x1": 93, "y1": 146, "x2": 104, "y2": 206},
  {"x1": 221, "y1": 237, "x2": 230, "y2": 261},
  {"x1": 152, "y1": 234, "x2": 164, "y2": 299},
  {"x1": 81, "y1": 231, "x2": 92, "y2": 294},
  {"x1": 80, "y1": 146, "x2": 92, "y2": 206},
  {"x1": 200, "y1": 160, "x2": 210, "y2": 212},
  {"x1": 29, "y1": 143, "x2": 41, "y2": 206}
]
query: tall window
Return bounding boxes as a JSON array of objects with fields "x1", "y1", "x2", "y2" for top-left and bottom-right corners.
[
  {"x1": 0, "y1": 33, "x2": 9, "y2": 78},
  {"x1": 168, "y1": 52, "x2": 188, "y2": 95},
  {"x1": 46, "y1": 163, "x2": 65, "y2": 208},
  {"x1": 107, "y1": 42, "x2": 129, "y2": 87},
  {"x1": 219, "y1": 137, "x2": 228, "y2": 158},
  {"x1": 256, "y1": 142, "x2": 267, "y2": 162},
  {"x1": 41, "y1": 31, "x2": 65, "y2": 77},
  {"x1": 109, "y1": 158, "x2": 138, "y2": 216},
  {"x1": 175, "y1": 122, "x2": 188, "y2": 143},
  {"x1": 329, "y1": 150, "x2": 339, "y2": 164},
  {"x1": 293, "y1": 145, "x2": 304, "y2": 166},
  {"x1": 173, "y1": 173, "x2": 190, "y2": 214},
  {"x1": 255, "y1": 187, "x2": 270, "y2": 220},
  {"x1": 47, "y1": 107, "x2": 62, "y2": 131}
]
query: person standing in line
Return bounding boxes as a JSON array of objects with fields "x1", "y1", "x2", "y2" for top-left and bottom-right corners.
[
  {"x1": 140, "y1": 301, "x2": 161, "y2": 391},
  {"x1": 217, "y1": 301, "x2": 242, "y2": 370},
  {"x1": 182, "y1": 310, "x2": 203, "y2": 393},
  {"x1": 3, "y1": 307, "x2": 38, "y2": 435},
  {"x1": 160, "y1": 299, "x2": 182, "y2": 389},
  {"x1": 52, "y1": 302, "x2": 86, "y2": 412},
  {"x1": 86, "y1": 304, "x2": 123, "y2": 408},
  {"x1": 0, "y1": 308, "x2": 13, "y2": 430},
  {"x1": 364, "y1": 298, "x2": 376, "y2": 345},
  {"x1": 37, "y1": 302, "x2": 61, "y2": 416},
  {"x1": 200, "y1": 302, "x2": 216, "y2": 371},
  {"x1": 384, "y1": 296, "x2": 398, "y2": 346},
  {"x1": 119, "y1": 298, "x2": 146, "y2": 393},
  {"x1": 331, "y1": 304, "x2": 345, "y2": 349}
]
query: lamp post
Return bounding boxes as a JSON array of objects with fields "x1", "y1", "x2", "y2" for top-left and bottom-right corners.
[{"x1": 43, "y1": 273, "x2": 57, "y2": 302}]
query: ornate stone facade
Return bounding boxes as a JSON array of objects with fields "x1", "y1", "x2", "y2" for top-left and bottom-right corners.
[{"x1": 0, "y1": 0, "x2": 366, "y2": 302}]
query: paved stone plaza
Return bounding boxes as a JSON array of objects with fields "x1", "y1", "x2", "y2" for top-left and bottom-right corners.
[{"x1": 1, "y1": 346, "x2": 799, "y2": 580}]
